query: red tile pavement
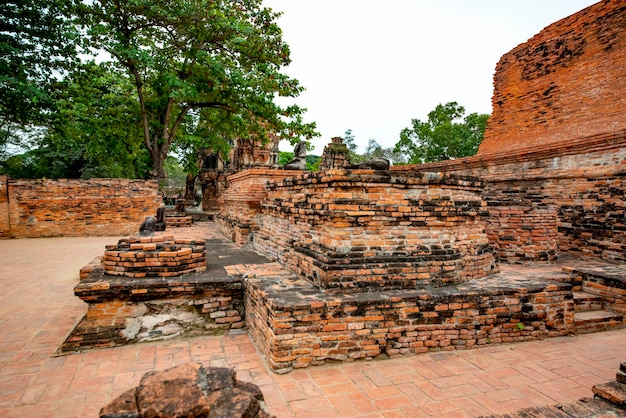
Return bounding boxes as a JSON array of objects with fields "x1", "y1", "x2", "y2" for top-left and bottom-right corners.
[{"x1": 0, "y1": 224, "x2": 625, "y2": 417}]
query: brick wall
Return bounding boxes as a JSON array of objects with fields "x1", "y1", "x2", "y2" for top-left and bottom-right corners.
[
  {"x1": 479, "y1": 0, "x2": 626, "y2": 156},
  {"x1": 399, "y1": 131, "x2": 626, "y2": 263},
  {"x1": 216, "y1": 168, "x2": 304, "y2": 245},
  {"x1": 0, "y1": 176, "x2": 8, "y2": 238},
  {"x1": 254, "y1": 169, "x2": 497, "y2": 292},
  {"x1": 244, "y1": 271, "x2": 574, "y2": 373},
  {"x1": 1, "y1": 178, "x2": 161, "y2": 238},
  {"x1": 486, "y1": 201, "x2": 559, "y2": 264}
]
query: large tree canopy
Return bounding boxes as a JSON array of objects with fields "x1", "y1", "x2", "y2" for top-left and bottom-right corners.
[
  {"x1": 1, "y1": 62, "x2": 150, "y2": 178},
  {"x1": 79, "y1": 0, "x2": 317, "y2": 178},
  {"x1": 394, "y1": 102, "x2": 489, "y2": 164},
  {"x1": 0, "y1": 0, "x2": 79, "y2": 157}
]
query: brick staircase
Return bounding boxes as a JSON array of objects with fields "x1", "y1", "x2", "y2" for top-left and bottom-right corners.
[
  {"x1": 573, "y1": 290, "x2": 624, "y2": 333},
  {"x1": 564, "y1": 261, "x2": 626, "y2": 334}
]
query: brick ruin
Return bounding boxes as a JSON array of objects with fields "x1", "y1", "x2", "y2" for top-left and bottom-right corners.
[
  {"x1": 217, "y1": 0, "x2": 626, "y2": 372},
  {"x1": 194, "y1": 135, "x2": 281, "y2": 213},
  {"x1": 0, "y1": 177, "x2": 160, "y2": 239},
  {"x1": 254, "y1": 170, "x2": 496, "y2": 292},
  {"x1": 57, "y1": 0, "x2": 625, "y2": 374},
  {"x1": 406, "y1": 130, "x2": 626, "y2": 264},
  {"x1": 479, "y1": 0, "x2": 626, "y2": 155},
  {"x1": 64, "y1": 237, "x2": 256, "y2": 353},
  {"x1": 215, "y1": 168, "x2": 303, "y2": 246},
  {"x1": 103, "y1": 236, "x2": 206, "y2": 278}
]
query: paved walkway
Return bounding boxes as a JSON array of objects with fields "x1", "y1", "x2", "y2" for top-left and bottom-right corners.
[{"x1": 0, "y1": 224, "x2": 624, "y2": 417}]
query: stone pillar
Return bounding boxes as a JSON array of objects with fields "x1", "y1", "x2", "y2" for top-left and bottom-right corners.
[{"x1": 319, "y1": 137, "x2": 351, "y2": 171}]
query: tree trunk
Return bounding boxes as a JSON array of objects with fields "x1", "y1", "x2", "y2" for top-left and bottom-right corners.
[{"x1": 149, "y1": 147, "x2": 168, "y2": 179}]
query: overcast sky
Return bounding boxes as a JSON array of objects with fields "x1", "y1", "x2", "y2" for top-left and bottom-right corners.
[{"x1": 262, "y1": 0, "x2": 598, "y2": 154}]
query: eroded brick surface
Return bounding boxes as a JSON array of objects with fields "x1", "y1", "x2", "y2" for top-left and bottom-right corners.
[
  {"x1": 243, "y1": 264, "x2": 576, "y2": 373},
  {"x1": 479, "y1": 0, "x2": 626, "y2": 155},
  {"x1": 399, "y1": 134, "x2": 626, "y2": 264},
  {"x1": 0, "y1": 177, "x2": 160, "y2": 238},
  {"x1": 254, "y1": 169, "x2": 496, "y2": 292}
]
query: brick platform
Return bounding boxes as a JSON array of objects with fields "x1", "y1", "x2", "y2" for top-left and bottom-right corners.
[
  {"x1": 241, "y1": 263, "x2": 577, "y2": 374},
  {"x1": 254, "y1": 169, "x2": 497, "y2": 293},
  {"x1": 165, "y1": 213, "x2": 193, "y2": 228},
  {"x1": 102, "y1": 235, "x2": 206, "y2": 278},
  {"x1": 63, "y1": 235, "x2": 269, "y2": 354}
]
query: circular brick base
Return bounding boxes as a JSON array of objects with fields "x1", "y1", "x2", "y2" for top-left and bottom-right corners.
[{"x1": 103, "y1": 235, "x2": 206, "y2": 278}]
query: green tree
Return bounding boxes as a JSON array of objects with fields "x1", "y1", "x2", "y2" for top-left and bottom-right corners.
[
  {"x1": 394, "y1": 102, "x2": 489, "y2": 164},
  {"x1": 343, "y1": 129, "x2": 365, "y2": 164},
  {"x1": 0, "y1": 0, "x2": 79, "y2": 157},
  {"x1": 78, "y1": 0, "x2": 317, "y2": 179},
  {"x1": 363, "y1": 138, "x2": 407, "y2": 165},
  {"x1": 1, "y1": 62, "x2": 150, "y2": 178}
]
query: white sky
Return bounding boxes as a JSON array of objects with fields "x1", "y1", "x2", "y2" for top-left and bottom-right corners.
[{"x1": 263, "y1": 0, "x2": 598, "y2": 154}]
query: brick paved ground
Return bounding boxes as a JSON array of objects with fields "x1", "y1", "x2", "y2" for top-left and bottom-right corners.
[{"x1": 0, "y1": 223, "x2": 624, "y2": 417}]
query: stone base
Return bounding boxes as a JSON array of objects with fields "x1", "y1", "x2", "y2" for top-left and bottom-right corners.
[
  {"x1": 62, "y1": 264, "x2": 243, "y2": 354},
  {"x1": 62, "y1": 238, "x2": 270, "y2": 354},
  {"x1": 242, "y1": 264, "x2": 577, "y2": 373}
]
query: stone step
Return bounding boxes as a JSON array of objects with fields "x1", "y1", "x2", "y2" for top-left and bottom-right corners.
[
  {"x1": 572, "y1": 291, "x2": 604, "y2": 312},
  {"x1": 592, "y1": 381, "x2": 626, "y2": 409},
  {"x1": 618, "y1": 362, "x2": 626, "y2": 385},
  {"x1": 574, "y1": 310, "x2": 624, "y2": 334},
  {"x1": 480, "y1": 397, "x2": 626, "y2": 417}
]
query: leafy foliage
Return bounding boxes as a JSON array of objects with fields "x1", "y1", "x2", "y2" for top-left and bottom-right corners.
[
  {"x1": 394, "y1": 102, "x2": 489, "y2": 164},
  {"x1": 0, "y1": 0, "x2": 79, "y2": 157},
  {"x1": 78, "y1": 0, "x2": 318, "y2": 178},
  {"x1": 1, "y1": 62, "x2": 150, "y2": 178}
]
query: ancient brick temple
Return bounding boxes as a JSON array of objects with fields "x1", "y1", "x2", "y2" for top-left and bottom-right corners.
[
  {"x1": 216, "y1": 0, "x2": 626, "y2": 373},
  {"x1": 62, "y1": 0, "x2": 624, "y2": 374},
  {"x1": 194, "y1": 135, "x2": 281, "y2": 213}
]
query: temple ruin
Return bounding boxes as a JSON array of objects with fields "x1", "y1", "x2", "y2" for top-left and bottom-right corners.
[{"x1": 2, "y1": 0, "x2": 618, "y2": 374}]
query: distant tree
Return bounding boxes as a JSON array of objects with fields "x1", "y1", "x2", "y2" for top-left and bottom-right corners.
[
  {"x1": 278, "y1": 151, "x2": 293, "y2": 166},
  {"x1": 78, "y1": 0, "x2": 318, "y2": 179},
  {"x1": 363, "y1": 138, "x2": 407, "y2": 165},
  {"x1": 305, "y1": 154, "x2": 321, "y2": 170},
  {"x1": 343, "y1": 129, "x2": 365, "y2": 164},
  {"x1": 394, "y1": 102, "x2": 489, "y2": 164},
  {"x1": 0, "y1": 0, "x2": 79, "y2": 158}
]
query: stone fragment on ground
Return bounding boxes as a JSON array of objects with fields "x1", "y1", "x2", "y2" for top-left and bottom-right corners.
[{"x1": 100, "y1": 363, "x2": 274, "y2": 418}]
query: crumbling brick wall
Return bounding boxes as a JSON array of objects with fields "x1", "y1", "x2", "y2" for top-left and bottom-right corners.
[
  {"x1": 479, "y1": 0, "x2": 626, "y2": 156},
  {"x1": 0, "y1": 176, "x2": 9, "y2": 238},
  {"x1": 254, "y1": 169, "x2": 497, "y2": 292},
  {"x1": 400, "y1": 131, "x2": 626, "y2": 264},
  {"x1": 1, "y1": 178, "x2": 161, "y2": 238},
  {"x1": 216, "y1": 168, "x2": 303, "y2": 245}
]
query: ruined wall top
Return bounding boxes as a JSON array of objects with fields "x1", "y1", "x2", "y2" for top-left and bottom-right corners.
[
  {"x1": 230, "y1": 134, "x2": 280, "y2": 170},
  {"x1": 478, "y1": 0, "x2": 626, "y2": 156}
]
